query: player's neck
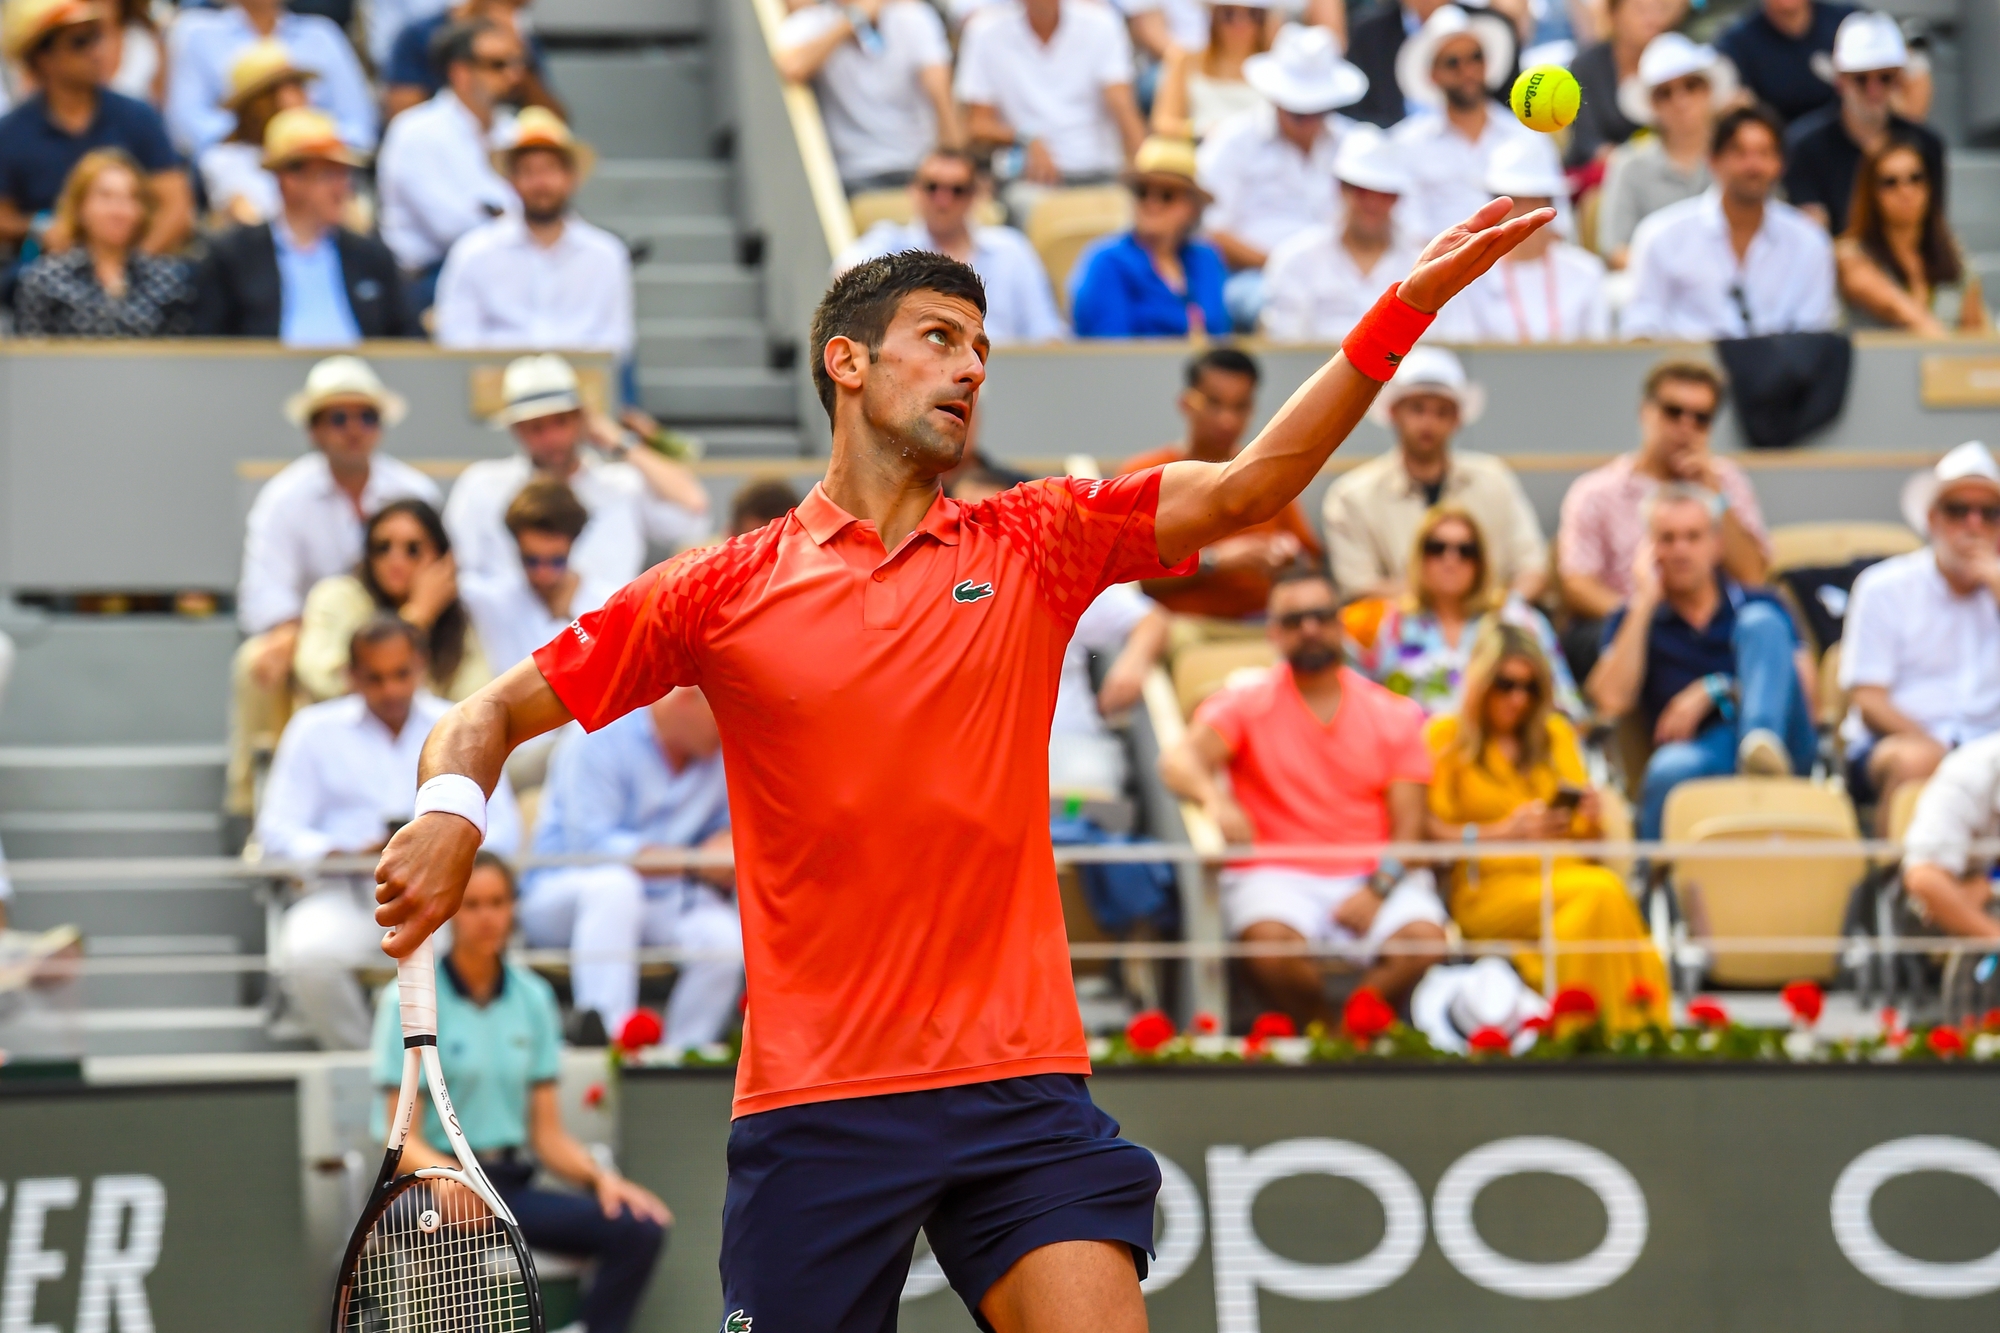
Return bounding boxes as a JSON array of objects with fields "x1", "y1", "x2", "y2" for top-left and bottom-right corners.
[{"x1": 821, "y1": 444, "x2": 945, "y2": 553}]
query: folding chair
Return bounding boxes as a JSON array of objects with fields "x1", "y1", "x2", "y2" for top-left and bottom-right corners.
[{"x1": 1169, "y1": 640, "x2": 1276, "y2": 720}]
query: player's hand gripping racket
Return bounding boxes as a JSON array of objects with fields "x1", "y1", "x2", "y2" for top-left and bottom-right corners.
[{"x1": 331, "y1": 933, "x2": 545, "y2": 1332}]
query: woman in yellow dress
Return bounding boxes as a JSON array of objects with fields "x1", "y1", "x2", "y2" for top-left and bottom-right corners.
[{"x1": 1424, "y1": 622, "x2": 1670, "y2": 1028}]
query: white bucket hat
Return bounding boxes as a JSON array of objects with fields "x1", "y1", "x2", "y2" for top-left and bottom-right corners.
[
  {"x1": 1242, "y1": 23, "x2": 1369, "y2": 115},
  {"x1": 283, "y1": 355, "x2": 408, "y2": 427},
  {"x1": 1483, "y1": 135, "x2": 1566, "y2": 198},
  {"x1": 1410, "y1": 957, "x2": 1550, "y2": 1055},
  {"x1": 1901, "y1": 441, "x2": 2000, "y2": 533},
  {"x1": 1619, "y1": 32, "x2": 1739, "y2": 127},
  {"x1": 1832, "y1": 10, "x2": 1907, "y2": 73},
  {"x1": 494, "y1": 353, "x2": 584, "y2": 427},
  {"x1": 1396, "y1": 4, "x2": 1514, "y2": 110},
  {"x1": 1333, "y1": 124, "x2": 1412, "y2": 194},
  {"x1": 1367, "y1": 344, "x2": 1487, "y2": 426}
]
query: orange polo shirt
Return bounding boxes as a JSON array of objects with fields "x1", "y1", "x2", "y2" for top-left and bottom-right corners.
[{"x1": 534, "y1": 470, "x2": 1192, "y2": 1117}]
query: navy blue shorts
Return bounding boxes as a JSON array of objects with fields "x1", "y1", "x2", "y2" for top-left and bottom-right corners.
[{"x1": 718, "y1": 1073, "x2": 1159, "y2": 1333}]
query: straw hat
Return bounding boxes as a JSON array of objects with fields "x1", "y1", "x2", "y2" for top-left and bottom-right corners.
[
  {"x1": 1395, "y1": 4, "x2": 1514, "y2": 110},
  {"x1": 494, "y1": 354, "x2": 583, "y2": 427},
  {"x1": 283, "y1": 356, "x2": 409, "y2": 428},
  {"x1": 1900, "y1": 441, "x2": 2000, "y2": 532},
  {"x1": 1241, "y1": 23, "x2": 1368, "y2": 115},
  {"x1": 1617, "y1": 32, "x2": 1739, "y2": 127},
  {"x1": 1366, "y1": 344, "x2": 1488, "y2": 426},
  {"x1": 1333, "y1": 125, "x2": 1411, "y2": 195},
  {"x1": 491, "y1": 106, "x2": 598, "y2": 180},
  {"x1": 262, "y1": 106, "x2": 367, "y2": 171},
  {"x1": 1120, "y1": 136, "x2": 1211, "y2": 204},
  {"x1": 2, "y1": 0, "x2": 104, "y2": 60},
  {"x1": 224, "y1": 39, "x2": 317, "y2": 112}
]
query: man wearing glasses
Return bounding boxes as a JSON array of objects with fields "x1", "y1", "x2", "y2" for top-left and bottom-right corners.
[
  {"x1": 460, "y1": 478, "x2": 621, "y2": 675},
  {"x1": 1781, "y1": 12, "x2": 1942, "y2": 235},
  {"x1": 837, "y1": 147, "x2": 1065, "y2": 344}
]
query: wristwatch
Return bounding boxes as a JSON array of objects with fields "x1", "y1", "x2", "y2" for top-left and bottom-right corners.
[{"x1": 1367, "y1": 855, "x2": 1406, "y2": 897}]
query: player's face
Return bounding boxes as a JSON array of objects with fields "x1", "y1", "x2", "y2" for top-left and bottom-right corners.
[
  {"x1": 351, "y1": 638, "x2": 425, "y2": 733},
  {"x1": 1648, "y1": 498, "x2": 1720, "y2": 593},
  {"x1": 859, "y1": 292, "x2": 988, "y2": 472},
  {"x1": 1268, "y1": 579, "x2": 1343, "y2": 673},
  {"x1": 454, "y1": 866, "x2": 516, "y2": 960}
]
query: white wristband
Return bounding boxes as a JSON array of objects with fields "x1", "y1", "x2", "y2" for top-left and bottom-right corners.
[{"x1": 413, "y1": 774, "x2": 487, "y2": 840}]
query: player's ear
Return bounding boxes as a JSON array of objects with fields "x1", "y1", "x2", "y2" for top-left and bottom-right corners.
[{"x1": 822, "y1": 334, "x2": 871, "y2": 398}]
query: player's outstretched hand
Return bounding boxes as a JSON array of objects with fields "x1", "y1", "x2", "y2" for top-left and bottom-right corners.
[
  {"x1": 1398, "y1": 197, "x2": 1556, "y2": 314},
  {"x1": 374, "y1": 812, "x2": 481, "y2": 957}
]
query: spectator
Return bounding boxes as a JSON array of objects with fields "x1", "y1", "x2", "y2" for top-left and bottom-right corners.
[
  {"x1": 1351, "y1": 504, "x2": 1580, "y2": 716},
  {"x1": 376, "y1": 19, "x2": 521, "y2": 309},
  {"x1": 444, "y1": 354, "x2": 710, "y2": 589},
  {"x1": 198, "y1": 40, "x2": 312, "y2": 226},
  {"x1": 1115, "y1": 0, "x2": 1215, "y2": 64},
  {"x1": 1161, "y1": 565, "x2": 1448, "y2": 1021},
  {"x1": 1556, "y1": 359, "x2": 1767, "y2": 679},
  {"x1": 1323, "y1": 345, "x2": 1547, "y2": 600},
  {"x1": 1783, "y1": 13, "x2": 1943, "y2": 236},
  {"x1": 1149, "y1": 0, "x2": 1271, "y2": 141},
  {"x1": 0, "y1": 0, "x2": 189, "y2": 259},
  {"x1": 1389, "y1": 5, "x2": 1549, "y2": 246},
  {"x1": 193, "y1": 108, "x2": 414, "y2": 342},
  {"x1": 1069, "y1": 134, "x2": 1228, "y2": 336},
  {"x1": 226, "y1": 356, "x2": 438, "y2": 817},
  {"x1": 1900, "y1": 731, "x2": 2000, "y2": 944},
  {"x1": 14, "y1": 147, "x2": 193, "y2": 335},
  {"x1": 1586, "y1": 483, "x2": 1815, "y2": 839},
  {"x1": 1117, "y1": 347, "x2": 1322, "y2": 619},
  {"x1": 263, "y1": 616, "x2": 519, "y2": 1048},
  {"x1": 367, "y1": 0, "x2": 449, "y2": 67},
  {"x1": 1196, "y1": 23, "x2": 1368, "y2": 326},
  {"x1": 1563, "y1": 0, "x2": 1676, "y2": 170},
  {"x1": 1432, "y1": 136, "x2": 1609, "y2": 340},
  {"x1": 1424, "y1": 623, "x2": 1669, "y2": 1024},
  {"x1": 835, "y1": 146, "x2": 1066, "y2": 344},
  {"x1": 1839, "y1": 443, "x2": 2000, "y2": 818},
  {"x1": 164, "y1": 0, "x2": 375, "y2": 156},
  {"x1": 953, "y1": 0, "x2": 1145, "y2": 221},
  {"x1": 1051, "y1": 582, "x2": 1168, "y2": 793},
  {"x1": 728, "y1": 477, "x2": 800, "y2": 537},
  {"x1": 103, "y1": 0, "x2": 163, "y2": 108},
  {"x1": 459, "y1": 479, "x2": 619, "y2": 673},
  {"x1": 294, "y1": 499, "x2": 492, "y2": 703},
  {"x1": 1837, "y1": 132, "x2": 1987, "y2": 334},
  {"x1": 772, "y1": 0, "x2": 960, "y2": 192},
  {"x1": 1260, "y1": 125, "x2": 1422, "y2": 342},
  {"x1": 383, "y1": 0, "x2": 564, "y2": 121},
  {"x1": 369, "y1": 851, "x2": 670, "y2": 1333},
  {"x1": 1715, "y1": 0, "x2": 1854, "y2": 126},
  {"x1": 1344, "y1": 0, "x2": 1447, "y2": 129},
  {"x1": 526, "y1": 688, "x2": 742, "y2": 1050},
  {"x1": 1596, "y1": 33, "x2": 1726, "y2": 269},
  {"x1": 1622, "y1": 103, "x2": 1836, "y2": 339},
  {"x1": 434, "y1": 108, "x2": 633, "y2": 360}
]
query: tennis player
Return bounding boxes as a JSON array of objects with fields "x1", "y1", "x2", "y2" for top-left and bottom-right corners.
[{"x1": 374, "y1": 196, "x2": 1551, "y2": 1333}]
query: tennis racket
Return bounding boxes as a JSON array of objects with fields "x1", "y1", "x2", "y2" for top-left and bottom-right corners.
[{"x1": 331, "y1": 933, "x2": 545, "y2": 1332}]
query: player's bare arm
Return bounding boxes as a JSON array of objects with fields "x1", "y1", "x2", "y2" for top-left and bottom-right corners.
[
  {"x1": 374, "y1": 659, "x2": 573, "y2": 957},
  {"x1": 1153, "y1": 198, "x2": 1554, "y2": 565}
]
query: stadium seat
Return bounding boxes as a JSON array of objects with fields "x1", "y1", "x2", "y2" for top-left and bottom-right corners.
[
  {"x1": 1661, "y1": 777, "x2": 1866, "y2": 986},
  {"x1": 1170, "y1": 640, "x2": 1275, "y2": 719},
  {"x1": 1025, "y1": 186, "x2": 1133, "y2": 310},
  {"x1": 1766, "y1": 521, "x2": 1921, "y2": 575}
]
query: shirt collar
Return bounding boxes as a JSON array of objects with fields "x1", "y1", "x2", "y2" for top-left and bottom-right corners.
[
  {"x1": 440, "y1": 952, "x2": 508, "y2": 1005},
  {"x1": 796, "y1": 483, "x2": 961, "y2": 547}
]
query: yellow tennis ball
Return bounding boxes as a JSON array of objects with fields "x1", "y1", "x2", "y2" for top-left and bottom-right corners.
[{"x1": 1510, "y1": 64, "x2": 1580, "y2": 133}]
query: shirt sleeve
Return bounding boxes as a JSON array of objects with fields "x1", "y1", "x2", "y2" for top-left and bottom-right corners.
[
  {"x1": 905, "y1": 1, "x2": 951, "y2": 65},
  {"x1": 1092, "y1": 8, "x2": 1134, "y2": 83},
  {"x1": 993, "y1": 469, "x2": 1196, "y2": 623},
  {"x1": 1190, "y1": 685, "x2": 1246, "y2": 755},
  {"x1": 1836, "y1": 564, "x2": 1896, "y2": 689}
]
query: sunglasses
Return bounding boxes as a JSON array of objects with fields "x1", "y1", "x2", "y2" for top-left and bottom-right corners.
[
  {"x1": 1276, "y1": 607, "x2": 1337, "y2": 631},
  {"x1": 1939, "y1": 500, "x2": 2000, "y2": 524},
  {"x1": 1490, "y1": 675, "x2": 1538, "y2": 697},
  {"x1": 320, "y1": 406, "x2": 381, "y2": 429},
  {"x1": 918, "y1": 179, "x2": 972, "y2": 199},
  {"x1": 1651, "y1": 74, "x2": 1709, "y2": 101},
  {"x1": 55, "y1": 24, "x2": 105, "y2": 51},
  {"x1": 474, "y1": 55, "x2": 527, "y2": 73},
  {"x1": 1878, "y1": 169, "x2": 1927, "y2": 190},
  {"x1": 520, "y1": 553, "x2": 570, "y2": 571},
  {"x1": 1133, "y1": 183, "x2": 1193, "y2": 205},
  {"x1": 369, "y1": 538, "x2": 429, "y2": 559},
  {"x1": 1436, "y1": 50, "x2": 1486, "y2": 70},
  {"x1": 1657, "y1": 401, "x2": 1715, "y2": 428},
  {"x1": 1850, "y1": 69, "x2": 1899, "y2": 88},
  {"x1": 1422, "y1": 538, "x2": 1478, "y2": 560}
]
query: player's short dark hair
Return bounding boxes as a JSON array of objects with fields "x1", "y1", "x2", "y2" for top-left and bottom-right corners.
[
  {"x1": 730, "y1": 477, "x2": 800, "y2": 534},
  {"x1": 1712, "y1": 103, "x2": 1785, "y2": 160},
  {"x1": 808, "y1": 251, "x2": 987, "y2": 421},
  {"x1": 1267, "y1": 561, "x2": 1335, "y2": 601},
  {"x1": 1642, "y1": 357, "x2": 1728, "y2": 410},
  {"x1": 505, "y1": 477, "x2": 589, "y2": 541},
  {"x1": 1185, "y1": 346, "x2": 1260, "y2": 390},
  {"x1": 471, "y1": 849, "x2": 517, "y2": 897},
  {"x1": 431, "y1": 19, "x2": 497, "y2": 79},
  {"x1": 349, "y1": 612, "x2": 427, "y2": 667}
]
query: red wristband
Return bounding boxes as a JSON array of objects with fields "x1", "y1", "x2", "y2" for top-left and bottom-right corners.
[{"x1": 1340, "y1": 283, "x2": 1436, "y2": 382}]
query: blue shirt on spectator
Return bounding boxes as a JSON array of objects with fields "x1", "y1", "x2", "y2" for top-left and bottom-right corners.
[
  {"x1": 1068, "y1": 232, "x2": 1230, "y2": 339},
  {"x1": 1715, "y1": 0, "x2": 1855, "y2": 125},
  {"x1": 272, "y1": 221, "x2": 363, "y2": 347},
  {"x1": 0, "y1": 91, "x2": 179, "y2": 221},
  {"x1": 529, "y1": 710, "x2": 730, "y2": 898},
  {"x1": 370, "y1": 957, "x2": 562, "y2": 1153},
  {"x1": 385, "y1": 12, "x2": 549, "y2": 98},
  {"x1": 1601, "y1": 578, "x2": 1795, "y2": 728},
  {"x1": 165, "y1": 6, "x2": 379, "y2": 154}
]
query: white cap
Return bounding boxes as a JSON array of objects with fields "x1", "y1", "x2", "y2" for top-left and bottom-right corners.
[
  {"x1": 495, "y1": 353, "x2": 583, "y2": 426},
  {"x1": 1832, "y1": 11, "x2": 1907, "y2": 73},
  {"x1": 282, "y1": 355, "x2": 408, "y2": 427},
  {"x1": 1242, "y1": 23, "x2": 1369, "y2": 114},
  {"x1": 1619, "y1": 33, "x2": 1738, "y2": 126},
  {"x1": 1901, "y1": 441, "x2": 2000, "y2": 532},
  {"x1": 1395, "y1": 4, "x2": 1514, "y2": 109},
  {"x1": 1483, "y1": 135, "x2": 1566, "y2": 198},
  {"x1": 1333, "y1": 124, "x2": 1411, "y2": 194},
  {"x1": 1367, "y1": 344, "x2": 1488, "y2": 426}
]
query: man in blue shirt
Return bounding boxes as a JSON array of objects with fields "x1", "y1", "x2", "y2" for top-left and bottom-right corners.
[
  {"x1": 1587, "y1": 482, "x2": 1817, "y2": 839},
  {"x1": 164, "y1": 0, "x2": 377, "y2": 154},
  {"x1": 0, "y1": 0, "x2": 189, "y2": 258},
  {"x1": 1716, "y1": 0, "x2": 1856, "y2": 125},
  {"x1": 522, "y1": 687, "x2": 741, "y2": 1049}
]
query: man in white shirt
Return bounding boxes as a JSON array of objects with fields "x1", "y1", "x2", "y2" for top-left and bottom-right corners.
[
  {"x1": 1901, "y1": 729, "x2": 2000, "y2": 943},
  {"x1": 433, "y1": 107, "x2": 631, "y2": 360},
  {"x1": 261, "y1": 617, "x2": 519, "y2": 1048},
  {"x1": 376, "y1": 19, "x2": 521, "y2": 307},
  {"x1": 836, "y1": 147, "x2": 1066, "y2": 343},
  {"x1": 1621, "y1": 103, "x2": 1836, "y2": 340},
  {"x1": 953, "y1": 0, "x2": 1146, "y2": 219},
  {"x1": 444, "y1": 354, "x2": 710, "y2": 589},
  {"x1": 773, "y1": 0, "x2": 960, "y2": 191},
  {"x1": 227, "y1": 356, "x2": 438, "y2": 817},
  {"x1": 1841, "y1": 443, "x2": 2000, "y2": 822},
  {"x1": 1261, "y1": 125, "x2": 1423, "y2": 342},
  {"x1": 1051, "y1": 582, "x2": 1168, "y2": 794},
  {"x1": 1433, "y1": 136, "x2": 1610, "y2": 341},
  {"x1": 459, "y1": 477, "x2": 620, "y2": 673}
]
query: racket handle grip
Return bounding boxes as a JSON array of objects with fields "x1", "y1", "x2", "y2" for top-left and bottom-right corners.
[{"x1": 394, "y1": 932, "x2": 439, "y2": 1042}]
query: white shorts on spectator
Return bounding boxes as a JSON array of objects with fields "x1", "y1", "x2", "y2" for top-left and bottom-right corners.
[{"x1": 1221, "y1": 865, "x2": 1448, "y2": 964}]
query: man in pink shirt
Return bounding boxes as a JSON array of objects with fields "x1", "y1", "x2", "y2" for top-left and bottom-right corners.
[{"x1": 1162, "y1": 566, "x2": 1446, "y2": 1025}]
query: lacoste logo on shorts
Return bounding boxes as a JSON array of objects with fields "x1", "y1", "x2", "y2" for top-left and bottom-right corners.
[
  {"x1": 952, "y1": 579, "x2": 995, "y2": 604},
  {"x1": 723, "y1": 1311, "x2": 752, "y2": 1333}
]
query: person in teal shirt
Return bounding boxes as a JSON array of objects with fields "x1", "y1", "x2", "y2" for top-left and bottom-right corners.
[{"x1": 372, "y1": 850, "x2": 671, "y2": 1333}]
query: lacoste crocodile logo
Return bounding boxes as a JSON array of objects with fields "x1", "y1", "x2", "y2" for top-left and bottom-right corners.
[
  {"x1": 952, "y1": 580, "x2": 995, "y2": 604},
  {"x1": 724, "y1": 1312, "x2": 752, "y2": 1333}
]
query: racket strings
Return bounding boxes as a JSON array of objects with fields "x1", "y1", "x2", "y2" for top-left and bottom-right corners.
[{"x1": 345, "y1": 1182, "x2": 533, "y2": 1332}]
